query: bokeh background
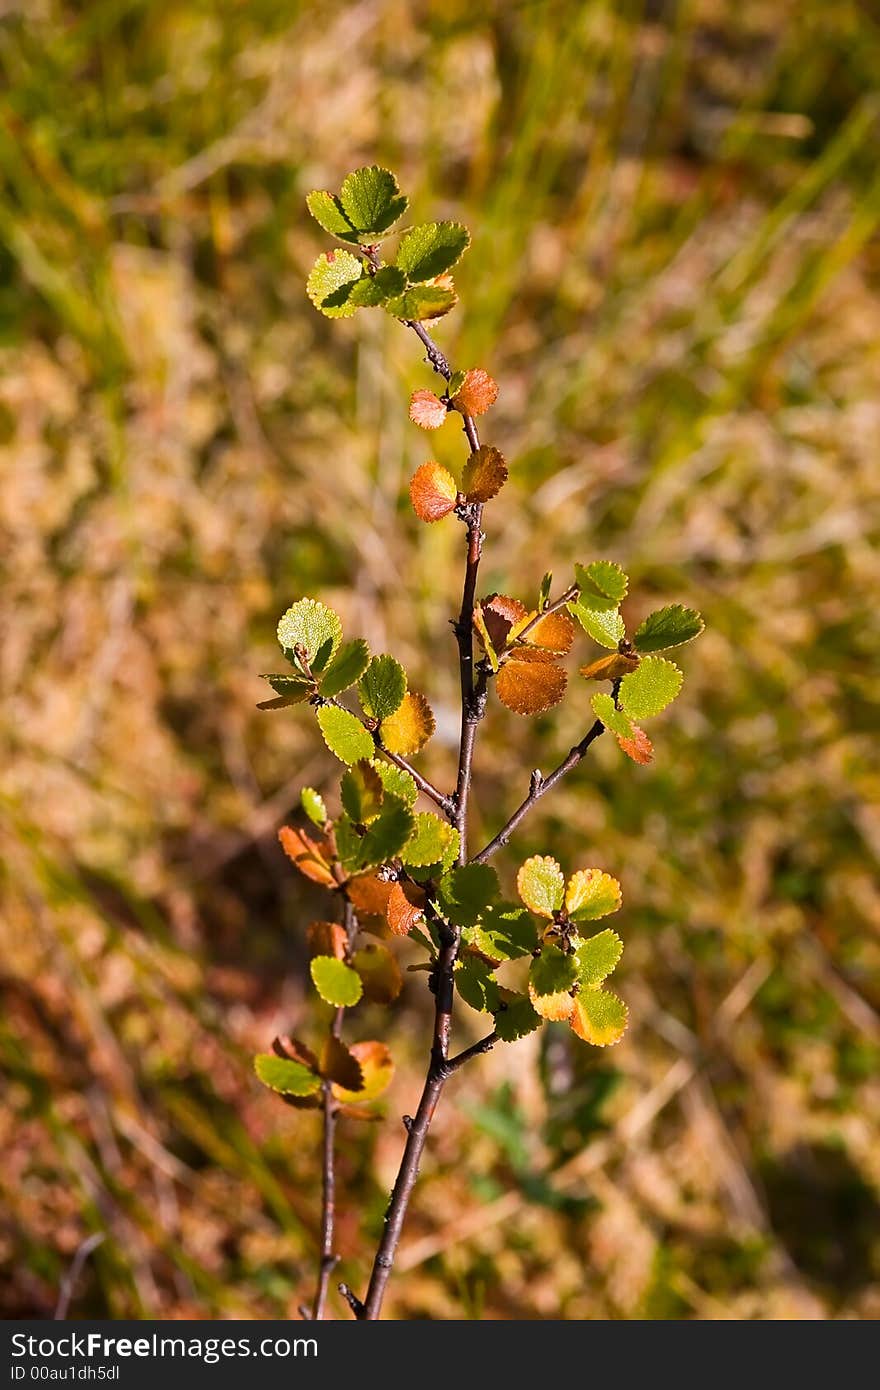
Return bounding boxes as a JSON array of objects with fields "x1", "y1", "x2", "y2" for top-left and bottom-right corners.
[{"x1": 2, "y1": 0, "x2": 879, "y2": 1320}]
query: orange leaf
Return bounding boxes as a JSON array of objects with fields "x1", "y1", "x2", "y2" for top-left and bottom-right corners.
[
  {"x1": 332, "y1": 1039, "x2": 394, "y2": 1104},
  {"x1": 385, "y1": 880, "x2": 426, "y2": 937},
  {"x1": 496, "y1": 649, "x2": 567, "y2": 716},
  {"x1": 346, "y1": 874, "x2": 392, "y2": 919},
  {"x1": 321, "y1": 1035, "x2": 364, "y2": 1091},
  {"x1": 527, "y1": 979, "x2": 575, "y2": 1022},
  {"x1": 452, "y1": 367, "x2": 499, "y2": 416},
  {"x1": 409, "y1": 462, "x2": 458, "y2": 522},
  {"x1": 380, "y1": 690, "x2": 435, "y2": 756},
  {"x1": 409, "y1": 389, "x2": 448, "y2": 430},
  {"x1": 278, "y1": 826, "x2": 336, "y2": 887},
  {"x1": 476, "y1": 594, "x2": 527, "y2": 654},
  {"x1": 617, "y1": 725, "x2": 654, "y2": 765},
  {"x1": 580, "y1": 652, "x2": 640, "y2": 681},
  {"x1": 519, "y1": 609, "x2": 576, "y2": 655},
  {"x1": 306, "y1": 920, "x2": 348, "y2": 960},
  {"x1": 461, "y1": 445, "x2": 508, "y2": 503}
]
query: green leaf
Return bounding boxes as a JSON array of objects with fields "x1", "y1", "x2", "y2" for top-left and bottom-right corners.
[
  {"x1": 333, "y1": 815, "x2": 364, "y2": 874},
  {"x1": 401, "y1": 812, "x2": 457, "y2": 868},
  {"x1": 305, "y1": 190, "x2": 359, "y2": 241},
  {"x1": 565, "y1": 869, "x2": 622, "y2": 922},
  {"x1": 570, "y1": 988, "x2": 628, "y2": 1047},
  {"x1": 539, "y1": 572, "x2": 553, "y2": 609},
  {"x1": 619, "y1": 656, "x2": 683, "y2": 719},
  {"x1": 316, "y1": 705, "x2": 374, "y2": 764},
  {"x1": 310, "y1": 956, "x2": 363, "y2": 1008},
  {"x1": 385, "y1": 285, "x2": 458, "y2": 321},
  {"x1": 447, "y1": 369, "x2": 466, "y2": 396},
  {"x1": 438, "y1": 864, "x2": 501, "y2": 928},
  {"x1": 634, "y1": 605, "x2": 704, "y2": 653},
  {"x1": 395, "y1": 221, "x2": 470, "y2": 282},
  {"x1": 570, "y1": 601, "x2": 626, "y2": 650},
  {"x1": 254, "y1": 1054, "x2": 321, "y2": 1097},
  {"x1": 493, "y1": 993, "x2": 542, "y2": 1042},
  {"x1": 339, "y1": 166, "x2": 408, "y2": 236},
  {"x1": 516, "y1": 855, "x2": 564, "y2": 918},
  {"x1": 575, "y1": 560, "x2": 628, "y2": 606},
  {"x1": 405, "y1": 824, "x2": 460, "y2": 882},
  {"x1": 529, "y1": 945, "x2": 578, "y2": 999},
  {"x1": 455, "y1": 957, "x2": 501, "y2": 1014},
  {"x1": 347, "y1": 266, "x2": 407, "y2": 307},
  {"x1": 358, "y1": 654, "x2": 407, "y2": 721},
  {"x1": 591, "y1": 693, "x2": 634, "y2": 740},
  {"x1": 300, "y1": 787, "x2": 327, "y2": 827},
  {"x1": 320, "y1": 639, "x2": 371, "y2": 698},
  {"x1": 371, "y1": 758, "x2": 418, "y2": 806},
  {"x1": 574, "y1": 929, "x2": 623, "y2": 987},
  {"x1": 470, "y1": 902, "x2": 537, "y2": 963},
  {"x1": 278, "y1": 599, "x2": 343, "y2": 673},
  {"x1": 358, "y1": 793, "x2": 416, "y2": 867},
  {"x1": 306, "y1": 250, "x2": 364, "y2": 317},
  {"x1": 262, "y1": 673, "x2": 313, "y2": 702},
  {"x1": 340, "y1": 760, "x2": 384, "y2": 824}
]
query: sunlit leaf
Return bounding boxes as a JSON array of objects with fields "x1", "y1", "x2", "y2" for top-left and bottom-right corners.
[
  {"x1": 565, "y1": 868, "x2": 622, "y2": 922},
  {"x1": 514, "y1": 608, "x2": 576, "y2": 655},
  {"x1": 385, "y1": 879, "x2": 426, "y2": 936},
  {"x1": 320, "y1": 638, "x2": 371, "y2": 698},
  {"x1": 300, "y1": 787, "x2": 327, "y2": 827},
  {"x1": 278, "y1": 825, "x2": 336, "y2": 887},
  {"x1": 307, "y1": 920, "x2": 348, "y2": 960},
  {"x1": 455, "y1": 957, "x2": 501, "y2": 1013},
  {"x1": 618, "y1": 725, "x2": 654, "y2": 765},
  {"x1": 619, "y1": 655, "x2": 683, "y2": 719},
  {"x1": 461, "y1": 445, "x2": 508, "y2": 502},
  {"x1": 347, "y1": 266, "x2": 406, "y2": 307},
  {"x1": 358, "y1": 654, "x2": 407, "y2": 721},
  {"x1": 570, "y1": 600, "x2": 626, "y2": 650},
  {"x1": 451, "y1": 367, "x2": 498, "y2": 416},
  {"x1": 306, "y1": 189, "x2": 360, "y2": 241},
  {"x1": 332, "y1": 1040, "x2": 394, "y2": 1104},
  {"x1": 310, "y1": 955, "x2": 363, "y2": 1007},
  {"x1": 470, "y1": 902, "x2": 537, "y2": 963},
  {"x1": 517, "y1": 855, "x2": 564, "y2": 918},
  {"x1": 591, "y1": 692, "x2": 634, "y2": 740},
  {"x1": 405, "y1": 822, "x2": 460, "y2": 881},
  {"x1": 255, "y1": 1053, "x2": 321, "y2": 1097},
  {"x1": 438, "y1": 863, "x2": 501, "y2": 928},
  {"x1": 277, "y1": 598, "x2": 343, "y2": 674},
  {"x1": 380, "y1": 690, "x2": 435, "y2": 755},
  {"x1": 395, "y1": 221, "x2": 470, "y2": 281},
  {"x1": 306, "y1": 250, "x2": 364, "y2": 317},
  {"x1": 575, "y1": 560, "x2": 628, "y2": 606},
  {"x1": 634, "y1": 604, "x2": 704, "y2": 653},
  {"x1": 574, "y1": 929, "x2": 623, "y2": 987},
  {"x1": 401, "y1": 812, "x2": 457, "y2": 868},
  {"x1": 340, "y1": 759, "x2": 385, "y2": 824},
  {"x1": 385, "y1": 284, "x2": 458, "y2": 320},
  {"x1": 316, "y1": 705, "x2": 374, "y2": 764},
  {"x1": 528, "y1": 945, "x2": 577, "y2": 1020},
  {"x1": 496, "y1": 648, "x2": 567, "y2": 715},
  {"x1": 371, "y1": 758, "x2": 418, "y2": 805},
  {"x1": 346, "y1": 873, "x2": 392, "y2": 922},
  {"x1": 339, "y1": 166, "x2": 408, "y2": 235},
  {"x1": 570, "y1": 988, "x2": 629, "y2": 1046},
  {"x1": 579, "y1": 651, "x2": 640, "y2": 681},
  {"x1": 409, "y1": 389, "x2": 448, "y2": 429},
  {"x1": 409, "y1": 461, "x2": 458, "y2": 522},
  {"x1": 352, "y1": 944, "x2": 403, "y2": 1004},
  {"x1": 493, "y1": 991, "x2": 542, "y2": 1042}
]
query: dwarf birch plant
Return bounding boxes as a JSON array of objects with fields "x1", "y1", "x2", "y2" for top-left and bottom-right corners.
[{"x1": 254, "y1": 166, "x2": 704, "y2": 1320}]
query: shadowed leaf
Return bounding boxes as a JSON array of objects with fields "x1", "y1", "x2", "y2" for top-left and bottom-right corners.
[
  {"x1": 455, "y1": 957, "x2": 501, "y2": 1013},
  {"x1": 493, "y1": 991, "x2": 542, "y2": 1042},
  {"x1": 385, "y1": 880, "x2": 426, "y2": 936},
  {"x1": 438, "y1": 863, "x2": 501, "y2": 927},
  {"x1": 385, "y1": 285, "x2": 458, "y2": 320},
  {"x1": 307, "y1": 920, "x2": 348, "y2": 960},
  {"x1": 352, "y1": 944, "x2": 403, "y2": 1004},
  {"x1": 340, "y1": 760, "x2": 385, "y2": 824},
  {"x1": 332, "y1": 1040, "x2": 394, "y2": 1104},
  {"x1": 476, "y1": 594, "x2": 527, "y2": 655},
  {"x1": 409, "y1": 461, "x2": 458, "y2": 521},
  {"x1": 320, "y1": 1036, "x2": 363, "y2": 1091},
  {"x1": 347, "y1": 266, "x2": 406, "y2": 306},
  {"x1": 470, "y1": 902, "x2": 537, "y2": 963},
  {"x1": 320, "y1": 638, "x2": 371, "y2": 698},
  {"x1": 306, "y1": 189, "x2": 359, "y2": 241},
  {"x1": 528, "y1": 945, "x2": 577, "y2": 1020}
]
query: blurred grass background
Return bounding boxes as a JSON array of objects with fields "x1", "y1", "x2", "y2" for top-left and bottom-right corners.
[{"x1": 1, "y1": 0, "x2": 879, "y2": 1320}]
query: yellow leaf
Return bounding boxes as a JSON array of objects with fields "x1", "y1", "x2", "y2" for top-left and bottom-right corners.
[{"x1": 380, "y1": 690, "x2": 435, "y2": 755}]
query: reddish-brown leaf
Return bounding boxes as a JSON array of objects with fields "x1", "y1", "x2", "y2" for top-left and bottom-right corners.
[
  {"x1": 461, "y1": 445, "x2": 508, "y2": 502},
  {"x1": 278, "y1": 826, "x2": 336, "y2": 887},
  {"x1": 385, "y1": 880, "x2": 425, "y2": 936},
  {"x1": 617, "y1": 724, "x2": 654, "y2": 765},
  {"x1": 452, "y1": 367, "x2": 499, "y2": 416},
  {"x1": 476, "y1": 594, "x2": 528, "y2": 655},
  {"x1": 332, "y1": 1040, "x2": 394, "y2": 1104},
  {"x1": 409, "y1": 462, "x2": 458, "y2": 522},
  {"x1": 320, "y1": 1035, "x2": 364, "y2": 1091},
  {"x1": 580, "y1": 652, "x2": 640, "y2": 681},
  {"x1": 409, "y1": 389, "x2": 448, "y2": 430},
  {"x1": 272, "y1": 1034, "x2": 319, "y2": 1072},
  {"x1": 306, "y1": 920, "x2": 348, "y2": 960},
  {"x1": 496, "y1": 648, "x2": 568, "y2": 716}
]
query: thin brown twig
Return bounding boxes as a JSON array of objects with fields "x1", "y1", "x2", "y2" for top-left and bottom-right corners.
[{"x1": 511, "y1": 584, "x2": 579, "y2": 647}]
